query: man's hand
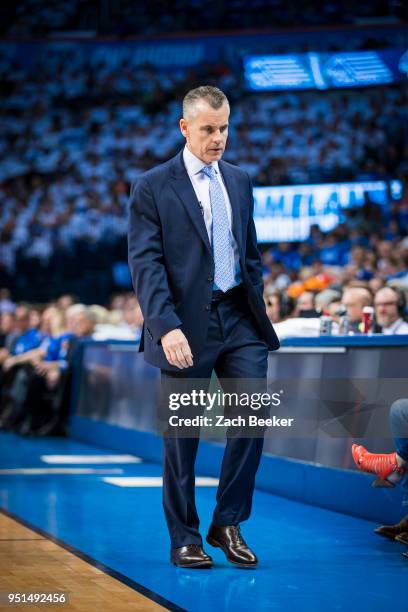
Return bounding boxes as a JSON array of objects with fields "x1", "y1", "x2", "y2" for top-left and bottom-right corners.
[
  {"x1": 3, "y1": 357, "x2": 15, "y2": 372},
  {"x1": 161, "y1": 329, "x2": 193, "y2": 369},
  {"x1": 0, "y1": 348, "x2": 10, "y2": 364},
  {"x1": 34, "y1": 361, "x2": 55, "y2": 377}
]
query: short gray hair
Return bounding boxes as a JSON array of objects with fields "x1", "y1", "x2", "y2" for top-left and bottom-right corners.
[{"x1": 183, "y1": 85, "x2": 229, "y2": 119}]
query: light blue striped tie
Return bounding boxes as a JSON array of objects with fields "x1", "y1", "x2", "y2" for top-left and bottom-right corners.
[{"x1": 201, "y1": 165, "x2": 235, "y2": 292}]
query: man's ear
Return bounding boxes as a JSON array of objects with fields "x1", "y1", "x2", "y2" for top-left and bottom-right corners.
[{"x1": 179, "y1": 118, "x2": 188, "y2": 138}]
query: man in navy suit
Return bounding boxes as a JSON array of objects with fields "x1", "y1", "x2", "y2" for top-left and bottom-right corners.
[{"x1": 128, "y1": 86, "x2": 279, "y2": 568}]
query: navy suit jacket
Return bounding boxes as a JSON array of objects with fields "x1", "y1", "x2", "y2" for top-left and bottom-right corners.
[{"x1": 128, "y1": 150, "x2": 280, "y2": 370}]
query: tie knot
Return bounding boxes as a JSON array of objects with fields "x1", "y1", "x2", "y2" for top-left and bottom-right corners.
[{"x1": 201, "y1": 165, "x2": 216, "y2": 179}]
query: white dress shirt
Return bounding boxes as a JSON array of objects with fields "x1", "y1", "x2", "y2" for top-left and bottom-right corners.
[
  {"x1": 182, "y1": 145, "x2": 241, "y2": 288},
  {"x1": 382, "y1": 318, "x2": 408, "y2": 335}
]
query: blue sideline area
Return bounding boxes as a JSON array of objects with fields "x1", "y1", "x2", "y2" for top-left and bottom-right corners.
[
  {"x1": 0, "y1": 431, "x2": 407, "y2": 612},
  {"x1": 70, "y1": 415, "x2": 405, "y2": 526},
  {"x1": 68, "y1": 334, "x2": 408, "y2": 529}
]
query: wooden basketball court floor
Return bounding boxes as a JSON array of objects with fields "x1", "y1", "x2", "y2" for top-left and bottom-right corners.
[{"x1": 0, "y1": 512, "x2": 166, "y2": 611}]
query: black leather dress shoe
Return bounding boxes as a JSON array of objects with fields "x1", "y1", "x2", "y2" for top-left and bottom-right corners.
[
  {"x1": 374, "y1": 515, "x2": 408, "y2": 540},
  {"x1": 171, "y1": 544, "x2": 213, "y2": 568},
  {"x1": 395, "y1": 532, "x2": 408, "y2": 545},
  {"x1": 206, "y1": 524, "x2": 258, "y2": 567}
]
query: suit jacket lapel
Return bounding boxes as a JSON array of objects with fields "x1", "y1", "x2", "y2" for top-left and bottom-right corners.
[
  {"x1": 169, "y1": 151, "x2": 244, "y2": 256},
  {"x1": 218, "y1": 160, "x2": 243, "y2": 254},
  {"x1": 170, "y1": 152, "x2": 212, "y2": 255}
]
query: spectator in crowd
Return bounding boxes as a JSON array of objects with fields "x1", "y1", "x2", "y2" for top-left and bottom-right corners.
[
  {"x1": 374, "y1": 286, "x2": 408, "y2": 335},
  {"x1": 29, "y1": 308, "x2": 42, "y2": 330},
  {"x1": 0, "y1": 311, "x2": 18, "y2": 352},
  {"x1": 294, "y1": 291, "x2": 318, "y2": 317},
  {"x1": 264, "y1": 262, "x2": 291, "y2": 293},
  {"x1": 0, "y1": 304, "x2": 97, "y2": 435},
  {"x1": 0, "y1": 305, "x2": 43, "y2": 369},
  {"x1": 341, "y1": 287, "x2": 373, "y2": 334},
  {"x1": 0, "y1": 289, "x2": 15, "y2": 314},
  {"x1": 369, "y1": 277, "x2": 386, "y2": 294},
  {"x1": 92, "y1": 295, "x2": 143, "y2": 340},
  {"x1": 71, "y1": 309, "x2": 97, "y2": 338},
  {"x1": 272, "y1": 293, "x2": 328, "y2": 339},
  {"x1": 327, "y1": 300, "x2": 344, "y2": 324},
  {"x1": 315, "y1": 288, "x2": 342, "y2": 313},
  {"x1": 0, "y1": 305, "x2": 60, "y2": 430},
  {"x1": 57, "y1": 294, "x2": 78, "y2": 313},
  {"x1": 2, "y1": 306, "x2": 63, "y2": 373},
  {"x1": 26, "y1": 307, "x2": 97, "y2": 436},
  {"x1": 352, "y1": 398, "x2": 408, "y2": 559},
  {"x1": 264, "y1": 289, "x2": 294, "y2": 324}
]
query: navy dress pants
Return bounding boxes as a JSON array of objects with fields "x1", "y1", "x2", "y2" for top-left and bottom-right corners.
[{"x1": 161, "y1": 289, "x2": 268, "y2": 548}]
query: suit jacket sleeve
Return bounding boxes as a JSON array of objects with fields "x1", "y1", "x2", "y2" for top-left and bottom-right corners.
[
  {"x1": 128, "y1": 176, "x2": 182, "y2": 343},
  {"x1": 244, "y1": 173, "x2": 264, "y2": 298}
]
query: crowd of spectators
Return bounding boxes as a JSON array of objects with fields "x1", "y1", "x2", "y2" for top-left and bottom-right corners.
[
  {"x1": 2, "y1": 0, "x2": 405, "y2": 38},
  {"x1": 2, "y1": 48, "x2": 405, "y2": 187},
  {"x1": 0, "y1": 290, "x2": 143, "y2": 436},
  {"x1": 262, "y1": 223, "x2": 408, "y2": 337},
  {"x1": 1, "y1": 44, "x2": 407, "y2": 302}
]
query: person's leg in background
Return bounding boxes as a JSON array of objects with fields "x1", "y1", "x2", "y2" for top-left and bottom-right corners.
[
  {"x1": 352, "y1": 398, "x2": 408, "y2": 552},
  {"x1": 374, "y1": 399, "x2": 408, "y2": 546},
  {"x1": 352, "y1": 398, "x2": 408, "y2": 486},
  {"x1": 0, "y1": 364, "x2": 34, "y2": 430},
  {"x1": 17, "y1": 365, "x2": 65, "y2": 436},
  {"x1": 33, "y1": 366, "x2": 69, "y2": 436},
  {"x1": 15, "y1": 366, "x2": 50, "y2": 435},
  {"x1": 0, "y1": 364, "x2": 22, "y2": 426}
]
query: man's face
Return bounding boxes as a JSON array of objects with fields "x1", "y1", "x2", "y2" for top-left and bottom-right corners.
[
  {"x1": 29, "y1": 310, "x2": 41, "y2": 329},
  {"x1": 0, "y1": 313, "x2": 14, "y2": 334},
  {"x1": 327, "y1": 301, "x2": 342, "y2": 321},
  {"x1": 73, "y1": 313, "x2": 94, "y2": 337},
  {"x1": 342, "y1": 291, "x2": 366, "y2": 323},
  {"x1": 15, "y1": 307, "x2": 30, "y2": 333},
  {"x1": 374, "y1": 288, "x2": 400, "y2": 328},
  {"x1": 296, "y1": 292, "x2": 315, "y2": 314},
  {"x1": 41, "y1": 308, "x2": 55, "y2": 334},
  {"x1": 265, "y1": 294, "x2": 281, "y2": 323},
  {"x1": 180, "y1": 100, "x2": 229, "y2": 165}
]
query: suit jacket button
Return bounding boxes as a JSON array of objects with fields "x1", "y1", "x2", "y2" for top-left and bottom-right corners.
[
  {"x1": 207, "y1": 275, "x2": 214, "y2": 282},
  {"x1": 205, "y1": 305, "x2": 211, "y2": 311}
]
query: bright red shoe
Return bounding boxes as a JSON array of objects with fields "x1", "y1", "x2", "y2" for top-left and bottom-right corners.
[{"x1": 351, "y1": 444, "x2": 406, "y2": 488}]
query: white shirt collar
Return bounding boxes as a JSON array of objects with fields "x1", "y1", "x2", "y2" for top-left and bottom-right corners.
[
  {"x1": 183, "y1": 145, "x2": 219, "y2": 177},
  {"x1": 383, "y1": 318, "x2": 405, "y2": 334}
]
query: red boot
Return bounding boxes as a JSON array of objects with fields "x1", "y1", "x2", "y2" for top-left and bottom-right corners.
[{"x1": 351, "y1": 444, "x2": 406, "y2": 488}]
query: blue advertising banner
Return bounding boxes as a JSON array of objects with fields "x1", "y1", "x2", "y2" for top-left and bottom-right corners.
[
  {"x1": 244, "y1": 49, "x2": 407, "y2": 90},
  {"x1": 253, "y1": 180, "x2": 401, "y2": 243}
]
